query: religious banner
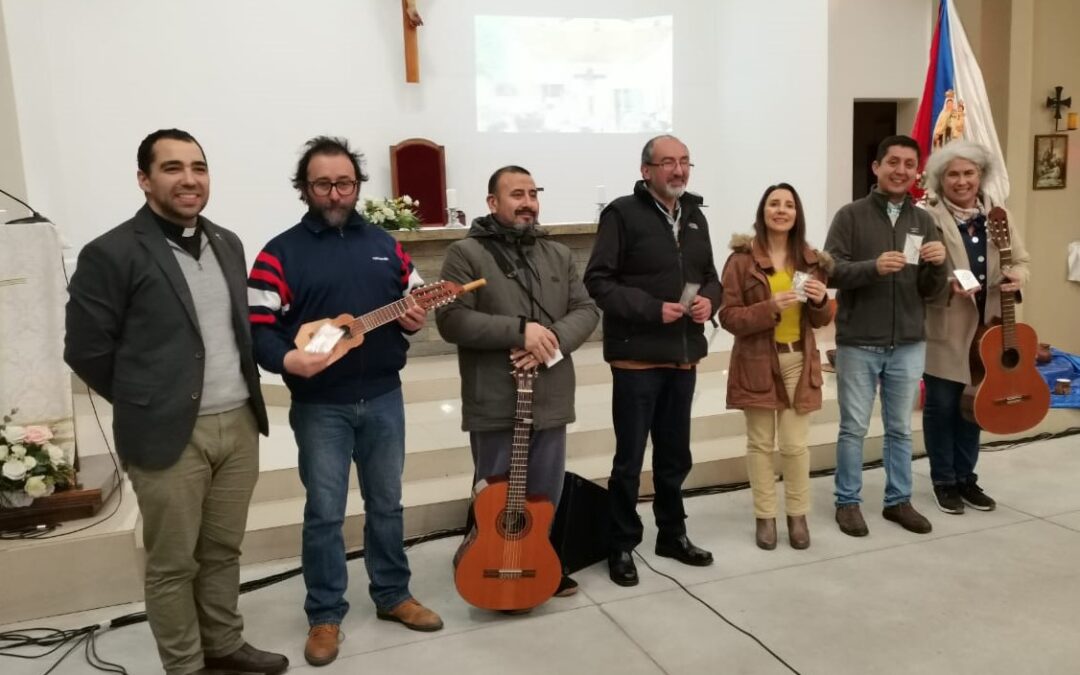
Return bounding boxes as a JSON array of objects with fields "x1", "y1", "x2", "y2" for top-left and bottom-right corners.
[{"x1": 911, "y1": 0, "x2": 1009, "y2": 204}]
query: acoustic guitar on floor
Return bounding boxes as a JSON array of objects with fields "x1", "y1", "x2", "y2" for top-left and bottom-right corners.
[
  {"x1": 454, "y1": 367, "x2": 562, "y2": 611},
  {"x1": 294, "y1": 279, "x2": 485, "y2": 366},
  {"x1": 961, "y1": 207, "x2": 1050, "y2": 434}
]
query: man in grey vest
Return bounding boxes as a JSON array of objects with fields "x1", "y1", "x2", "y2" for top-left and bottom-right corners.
[{"x1": 65, "y1": 129, "x2": 287, "y2": 675}]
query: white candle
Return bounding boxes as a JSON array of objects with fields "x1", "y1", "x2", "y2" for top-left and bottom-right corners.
[
  {"x1": 445, "y1": 188, "x2": 458, "y2": 209},
  {"x1": 596, "y1": 185, "x2": 606, "y2": 204}
]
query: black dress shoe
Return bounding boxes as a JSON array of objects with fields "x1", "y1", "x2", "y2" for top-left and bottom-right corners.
[
  {"x1": 608, "y1": 551, "x2": 639, "y2": 587},
  {"x1": 655, "y1": 534, "x2": 713, "y2": 567},
  {"x1": 204, "y1": 642, "x2": 289, "y2": 675}
]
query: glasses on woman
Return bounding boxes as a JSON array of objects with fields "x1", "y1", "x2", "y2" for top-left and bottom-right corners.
[{"x1": 308, "y1": 180, "x2": 359, "y2": 197}]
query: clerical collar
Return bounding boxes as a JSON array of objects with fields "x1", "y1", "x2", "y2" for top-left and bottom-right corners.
[{"x1": 150, "y1": 208, "x2": 203, "y2": 260}]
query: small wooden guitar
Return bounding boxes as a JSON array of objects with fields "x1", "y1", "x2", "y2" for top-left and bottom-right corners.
[
  {"x1": 454, "y1": 368, "x2": 562, "y2": 611},
  {"x1": 294, "y1": 279, "x2": 485, "y2": 366},
  {"x1": 961, "y1": 208, "x2": 1050, "y2": 434}
]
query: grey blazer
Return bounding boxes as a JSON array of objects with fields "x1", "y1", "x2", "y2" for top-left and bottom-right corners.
[{"x1": 64, "y1": 204, "x2": 269, "y2": 470}]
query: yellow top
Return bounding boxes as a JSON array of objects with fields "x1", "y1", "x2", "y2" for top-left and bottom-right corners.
[{"x1": 768, "y1": 269, "x2": 802, "y2": 344}]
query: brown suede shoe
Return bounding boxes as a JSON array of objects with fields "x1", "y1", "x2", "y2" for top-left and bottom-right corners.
[
  {"x1": 787, "y1": 515, "x2": 810, "y2": 549},
  {"x1": 377, "y1": 598, "x2": 444, "y2": 632},
  {"x1": 304, "y1": 624, "x2": 341, "y2": 667},
  {"x1": 755, "y1": 518, "x2": 777, "y2": 550},
  {"x1": 835, "y1": 504, "x2": 869, "y2": 537},
  {"x1": 882, "y1": 501, "x2": 932, "y2": 534}
]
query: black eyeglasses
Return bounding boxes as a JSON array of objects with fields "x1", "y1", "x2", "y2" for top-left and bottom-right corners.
[
  {"x1": 308, "y1": 180, "x2": 359, "y2": 197},
  {"x1": 646, "y1": 159, "x2": 694, "y2": 170}
]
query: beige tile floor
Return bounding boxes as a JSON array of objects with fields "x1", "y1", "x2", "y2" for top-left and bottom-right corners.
[{"x1": 3, "y1": 433, "x2": 1079, "y2": 675}]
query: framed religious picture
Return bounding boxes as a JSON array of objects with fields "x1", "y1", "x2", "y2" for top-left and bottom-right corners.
[{"x1": 1032, "y1": 134, "x2": 1067, "y2": 190}]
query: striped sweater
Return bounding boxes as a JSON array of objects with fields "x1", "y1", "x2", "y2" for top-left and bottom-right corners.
[{"x1": 248, "y1": 210, "x2": 422, "y2": 404}]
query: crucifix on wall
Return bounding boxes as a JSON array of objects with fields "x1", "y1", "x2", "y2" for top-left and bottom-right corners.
[{"x1": 402, "y1": 0, "x2": 423, "y2": 83}]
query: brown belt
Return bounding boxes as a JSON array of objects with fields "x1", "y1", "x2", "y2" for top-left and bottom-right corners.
[{"x1": 775, "y1": 340, "x2": 803, "y2": 353}]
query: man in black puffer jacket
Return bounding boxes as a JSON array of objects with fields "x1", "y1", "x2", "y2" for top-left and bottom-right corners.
[{"x1": 584, "y1": 135, "x2": 722, "y2": 587}]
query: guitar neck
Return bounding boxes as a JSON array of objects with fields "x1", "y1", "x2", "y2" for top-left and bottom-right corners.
[
  {"x1": 346, "y1": 295, "x2": 416, "y2": 336},
  {"x1": 505, "y1": 381, "x2": 534, "y2": 514},
  {"x1": 998, "y1": 246, "x2": 1016, "y2": 348}
]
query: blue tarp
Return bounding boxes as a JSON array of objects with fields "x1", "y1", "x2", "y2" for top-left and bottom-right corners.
[{"x1": 1039, "y1": 348, "x2": 1080, "y2": 409}]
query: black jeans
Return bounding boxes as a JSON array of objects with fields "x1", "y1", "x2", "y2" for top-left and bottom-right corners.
[
  {"x1": 608, "y1": 366, "x2": 696, "y2": 552},
  {"x1": 922, "y1": 373, "x2": 981, "y2": 486}
]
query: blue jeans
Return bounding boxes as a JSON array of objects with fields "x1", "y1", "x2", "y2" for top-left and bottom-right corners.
[
  {"x1": 834, "y1": 343, "x2": 925, "y2": 507},
  {"x1": 922, "y1": 373, "x2": 981, "y2": 486},
  {"x1": 290, "y1": 388, "x2": 411, "y2": 626}
]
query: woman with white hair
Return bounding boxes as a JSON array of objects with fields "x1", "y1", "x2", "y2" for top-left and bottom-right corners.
[{"x1": 921, "y1": 140, "x2": 1031, "y2": 515}]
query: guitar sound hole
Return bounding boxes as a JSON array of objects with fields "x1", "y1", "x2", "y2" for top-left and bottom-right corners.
[
  {"x1": 1000, "y1": 348, "x2": 1020, "y2": 369},
  {"x1": 496, "y1": 510, "x2": 532, "y2": 540}
]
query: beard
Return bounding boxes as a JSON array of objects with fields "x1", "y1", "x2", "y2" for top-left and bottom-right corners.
[
  {"x1": 657, "y1": 182, "x2": 686, "y2": 201},
  {"x1": 313, "y1": 197, "x2": 358, "y2": 228}
]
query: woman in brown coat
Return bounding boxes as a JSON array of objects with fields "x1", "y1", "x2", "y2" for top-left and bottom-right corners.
[{"x1": 719, "y1": 183, "x2": 833, "y2": 550}]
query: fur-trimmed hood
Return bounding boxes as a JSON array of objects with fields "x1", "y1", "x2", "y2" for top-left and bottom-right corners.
[{"x1": 727, "y1": 232, "x2": 834, "y2": 274}]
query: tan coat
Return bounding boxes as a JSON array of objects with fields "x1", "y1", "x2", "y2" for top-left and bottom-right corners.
[
  {"x1": 923, "y1": 201, "x2": 1031, "y2": 384},
  {"x1": 719, "y1": 234, "x2": 834, "y2": 414}
]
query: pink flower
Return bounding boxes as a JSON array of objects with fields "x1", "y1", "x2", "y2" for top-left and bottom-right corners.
[{"x1": 23, "y1": 426, "x2": 53, "y2": 445}]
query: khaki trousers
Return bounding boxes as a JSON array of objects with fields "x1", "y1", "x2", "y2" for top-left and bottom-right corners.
[
  {"x1": 744, "y1": 351, "x2": 811, "y2": 518},
  {"x1": 126, "y1": 405, "x2": 259, "y2": 675}
]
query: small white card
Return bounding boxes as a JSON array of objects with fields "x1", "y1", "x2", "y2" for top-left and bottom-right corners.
[
  {"x1": 304, "y1": 323, "x2": 346, "y2": 354},
  {"x1": 792, "y1": 271, "x2": 811, "y2": 303},
  {"x1": 679, "y1": 282, "x2": 701, "y2": 311},
  {"x1": 903, "y1": 233, "x2": 924, "y2": 265},
  {"x1": 545, "y1": 348, "x2": 564, "y2": 368},
  {"x1": 953, "y1": 269, "x2": 981, "y2": 292}
]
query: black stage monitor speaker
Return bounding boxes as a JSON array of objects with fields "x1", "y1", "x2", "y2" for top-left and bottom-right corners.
[{"x1": 549, "y1": 472, "x2": 611, "y2": 575}]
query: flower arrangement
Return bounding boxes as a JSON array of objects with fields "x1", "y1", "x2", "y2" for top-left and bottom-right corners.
[
  {"x1": 0, "y1": 410, "x2": 75, "y2": 508},
  {"x1": 362, "y1": 195, "x2": 422, "y2": 231}
]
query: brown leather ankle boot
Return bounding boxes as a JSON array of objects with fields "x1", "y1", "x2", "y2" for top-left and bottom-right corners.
[
  {"x1": 787, "y1": 515, "x2": 810, "y2": 549},
  {"x1": 755, "y1": 518, "x2": 777, "y2": 550}
]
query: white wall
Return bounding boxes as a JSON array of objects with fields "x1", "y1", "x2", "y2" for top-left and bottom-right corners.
[
  {"x1": 4, "y1": 0, "x2": 935, "y2": 353},
  {"x1": 826, "y1": 0, "x2": 932, "y2": 222}
]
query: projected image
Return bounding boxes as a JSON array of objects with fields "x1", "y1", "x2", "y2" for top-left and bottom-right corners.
[{"x1": 476, "y1": 16, "x2": 673, "y2": 133}]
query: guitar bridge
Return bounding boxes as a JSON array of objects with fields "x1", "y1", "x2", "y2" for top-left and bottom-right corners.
[
  {"x1": 482, "y1": 569, "x2": 537, "y2": 579},
  {"x1": 995, "y1": 394, "x2": 1031, "y2": 405}
]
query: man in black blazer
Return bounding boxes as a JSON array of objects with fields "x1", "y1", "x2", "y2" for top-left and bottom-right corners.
[{"x1": 64, "y1": 129, "x2": 286, "y2": 675}]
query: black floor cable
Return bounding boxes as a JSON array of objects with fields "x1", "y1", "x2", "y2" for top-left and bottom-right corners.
[
  {"x1": 632, "y1": 552, "x2": 802, "y2": 675},
  {"x1": 3, "y1": 415, "x2": 1077, "y2": 672}
]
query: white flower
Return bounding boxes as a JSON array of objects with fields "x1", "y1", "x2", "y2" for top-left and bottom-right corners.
[
  {"x1": 47, "y1": 443, "x2": 66, "y2": 466},
  {"x1": 2, "y1": 459, "x2": 27, "y2": 481},
  {"x1": 3, "y1": 425, "x2": 26, "y2": 444},
  {"x1": 402, "y1": 195, "x2": 413, "y2": 205},
  {"x1": 369, "y1": 211, "x2": 385, "y2": 224},
  {"x1": 24, "y1": 475, "x2": 47, "y2": 498},
  {"x1": 22, "y1": 455, "x2": 37, "y2": 470},
  {"x1": 382, "y1": 207, "x2": 395, "y2": 218},
  {"x1": 413, "y1": 200, "x2": 420, "y2": 208},
  {"x1": 11, "y1": 444, "x2": 26, "y2": 458},
  {"x1": 0, "y1": 444, "x2": 7, "y2": 460}
]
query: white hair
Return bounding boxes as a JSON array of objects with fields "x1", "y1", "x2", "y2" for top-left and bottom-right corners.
[{"x1": 922, "y1": 140, "x2": 995, "y2": 197}]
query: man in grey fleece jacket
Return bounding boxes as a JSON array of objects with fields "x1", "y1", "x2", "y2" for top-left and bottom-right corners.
[
  {"x1": 824, "y1": 135, "x2": 948, "y2": 538},
  {"x1": 436, "y1": 165, "x2": 599, "y2": 598}
]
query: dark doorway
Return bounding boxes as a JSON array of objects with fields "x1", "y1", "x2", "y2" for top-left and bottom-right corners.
[{"x1": 852, "y1": 101, "x2": 898, "y2": 199}]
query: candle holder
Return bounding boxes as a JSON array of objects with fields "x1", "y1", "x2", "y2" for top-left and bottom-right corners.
[{"x1": 446, "y1": 207, "x2": 464, "y2": 228}]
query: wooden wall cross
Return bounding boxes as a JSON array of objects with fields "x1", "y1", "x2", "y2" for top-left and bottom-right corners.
[{"x1": 402, "y1": 0, "x2": 422, "y2": 83}]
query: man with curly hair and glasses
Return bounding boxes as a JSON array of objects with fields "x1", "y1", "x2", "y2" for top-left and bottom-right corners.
[{"x1": 248, "y1": 136, "x2": 442, "y2": 668}]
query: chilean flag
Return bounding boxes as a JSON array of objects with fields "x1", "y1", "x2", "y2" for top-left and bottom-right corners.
[{"x1": 911, "y1": 0, "x2": 1009, "y2": 204}]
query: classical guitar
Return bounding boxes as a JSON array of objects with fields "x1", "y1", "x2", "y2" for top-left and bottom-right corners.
[
  {"x1": 454, "y1": 367, "x2": 562, "y2": 611},
  {"x1": 294, "y1": 279, "x2": 485, "y2": 366},
  {"x1": 961, "y1": 208, "x2": 1050, "y2": 434}
]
